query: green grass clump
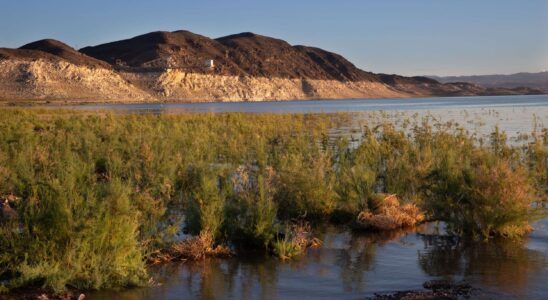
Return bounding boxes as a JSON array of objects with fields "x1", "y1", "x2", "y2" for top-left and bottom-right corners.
[
  {"x1": 272, "y1": 223, "x2": 318, "y2": 260},
  {"x1": 425, "y1": 151, "x2": 534, "y2": 238},
  {"x1": 0, "y1": 109, "x2": 545, "y2": 293},
  {"x1": 272, "y1": 235, "x2": 304, "y2": 260}
]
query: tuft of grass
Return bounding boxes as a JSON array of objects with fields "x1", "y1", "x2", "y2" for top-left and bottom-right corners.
[{"x1": 272, "y1": 223, "x2": 321, "y2": 260}]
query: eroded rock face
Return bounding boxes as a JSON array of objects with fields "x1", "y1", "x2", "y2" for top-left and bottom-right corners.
[
  {"x1": 0, "y1": 58, "x2": 407, "y2": 102},
  {"x1": 118, "y1": 70, "x2": 406, "y2": 102},
  {"x1": 0, "y1": 58, "x2": 150, "y2": 102}
]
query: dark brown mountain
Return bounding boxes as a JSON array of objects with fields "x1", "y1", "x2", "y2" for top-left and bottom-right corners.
[
  {"x1": 215, "y1": 32, "x2": 377, "y2": 81},
  {"x1": 0, "y1": 47, "x2": 59, "y2": 61},
  {"x1": 80, "y1": 30, "x2": 380, "y2": 81},
  {"x1": 18, "y1": 39, "x2": 110, "y2": 68},
  {"x1": 80, "y1": 31, "x2": 226, "y2": 70}
]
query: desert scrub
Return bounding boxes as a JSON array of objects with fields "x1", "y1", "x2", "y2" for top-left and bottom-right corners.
[
  {"x1": 424, "y1": 150, "x2": 535, "y2": 239},
  {"x1": 0, "y1": 109, "x2": 545, "y2": 292}
]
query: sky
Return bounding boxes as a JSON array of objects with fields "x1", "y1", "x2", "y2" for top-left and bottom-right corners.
[{"x1": 1, "y1": 0, "x2": 547, "y2": 76}]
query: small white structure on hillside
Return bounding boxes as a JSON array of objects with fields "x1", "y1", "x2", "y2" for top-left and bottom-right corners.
[{"x1": 204, "y1": 59, "x2": 214, "y2": 69}]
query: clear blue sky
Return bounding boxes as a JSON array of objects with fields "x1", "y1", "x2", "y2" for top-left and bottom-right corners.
[{"x1": 1, "y1": 0, "x2": 547, "y2": 76}]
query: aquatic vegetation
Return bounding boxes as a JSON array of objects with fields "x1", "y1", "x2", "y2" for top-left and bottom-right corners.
[
  {"x1": 274, "y1": 148, "x2": 337, "y2": 219},
  {"x1": 0, "y1": 109, "x2": 544, "y2": 293},
  {"x1": 224, "y1": 164, "x2": 278, "y2": 249},
  {"x1": 424, "y1": 152, "x2": 534, "y2": 238},
  {"x1": 272, "y1": 223, "x2": 321, "y2": 260},
  {"x1": 149, "y1": 233, "x2": 232, "y2": 264},
  {"x1": 0, "y1": 179, "x2": 147, "y2": 292},
  {"x1": 356, "y1": 194, "x2": 425, "y2": 230}
]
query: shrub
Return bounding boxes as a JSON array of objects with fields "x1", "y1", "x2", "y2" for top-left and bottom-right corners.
[
  {"x1": 178, "y1": 165, "x2": 227, "y2": 243},
  {"x1": 224, "y1": 165, "x2": 278, "y2": 249},
  {"x1": 275, "y1": 147, "x2": 337, "y2": 219},
  {"x1": 425, "y1": 152, "x2": 534, "y2": 239},
  {"x1": 0, "y1": 179, "x2": 146, "y2": 292}
]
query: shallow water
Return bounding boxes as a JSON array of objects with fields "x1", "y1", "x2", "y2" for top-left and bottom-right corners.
[
  {"x1": 90, "y1": 220, "x2": 548, "y2": 300},
  {"x1": 51, "y1": 95, "x2": 548, "y2": 114},
  {"x1": 45, "y1": 95, "x2": 548, "y2": 142},
  {"x1": 61, "y1": 95, "x2": 547, "y2": 299}
]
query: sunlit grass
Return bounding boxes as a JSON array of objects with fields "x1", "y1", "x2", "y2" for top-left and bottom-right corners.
[{"x1": 0, "y1": 109, "x2": 545, "y2": 293}]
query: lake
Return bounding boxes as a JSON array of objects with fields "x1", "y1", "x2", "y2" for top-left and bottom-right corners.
[
  {"x1": 90, "y1": 220, "x2": 548, "y2": 300},
  {"x1": 48, "y1": 95, "x2": 548, "y2": 142},
  {"x1": 53, "y1": 95, "x2": 548, "y2": 114},
  {"x1": 55, "y1": 95, "x2": 547, "y2": 299}
]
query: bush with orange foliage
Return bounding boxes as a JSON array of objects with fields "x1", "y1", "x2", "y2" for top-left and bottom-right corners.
[{"x1": 356, "y1": 194, "x2": 425, "y2": 230}]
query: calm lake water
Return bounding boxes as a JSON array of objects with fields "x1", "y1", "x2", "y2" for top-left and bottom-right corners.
[
  {"x1": 90, "y1": 220, "x2": 548, "y2": 300},
  {"x1": 55, "y1": 94, "x2": 548, "y2": 114},
  {"x1": 69, "y1": 95, "x2": 547, "y2": 300},
  {"x1": 50, "y1": 94, "x2": 548, "y2": 141}
]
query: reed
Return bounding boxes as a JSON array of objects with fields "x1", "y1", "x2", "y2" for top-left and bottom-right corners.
[{"x1": 0, "y1": 109, "x2": 544, "y2": 293}]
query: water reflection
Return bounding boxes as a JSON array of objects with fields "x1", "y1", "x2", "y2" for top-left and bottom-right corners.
[
  {"x1": 90, "y1": 223, "x2": 547, "y2": 300},
  {"x1": 418, "y1": 235, "x2": 547, "y2": 294}
]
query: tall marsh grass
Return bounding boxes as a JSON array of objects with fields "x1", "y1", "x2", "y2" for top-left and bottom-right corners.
[{"x1": 0, "y1": 109, "x2": 545, "y2": 292}]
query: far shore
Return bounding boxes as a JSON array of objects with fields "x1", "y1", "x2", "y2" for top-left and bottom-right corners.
[{"x1": 1, "y1": 92, "x2": 547, "y2": 107}]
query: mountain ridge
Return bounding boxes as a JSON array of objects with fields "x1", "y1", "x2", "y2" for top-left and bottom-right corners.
[
  {"x1": 0, "y1": 30, "x2": 545, "y2": 103},
  {"x1": 429, "y1": 71, "x2": 548, "y2": 89}
]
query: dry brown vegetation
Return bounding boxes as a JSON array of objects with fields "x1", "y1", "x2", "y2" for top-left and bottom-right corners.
[
  {"x1": 356, "y1": 194, "x2": 425, "y2": 230},
  {"x1": 148, "y1": 233, "x2": 232, "y2": 264}
]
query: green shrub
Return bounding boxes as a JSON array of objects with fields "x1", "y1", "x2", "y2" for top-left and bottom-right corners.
[
  {"x1": 424, "y1": 151, "x2": 534, "y2": 239},
  {"x1": 275, "y1": 142, "x2": 337, "y2": 219},
  {"x1": 0, "y1": 179, "x2": 146, "y2": 292},
  {"x1": 224, "y1": 166, "x2": 278, "y2": 249},
  {"x1": 178, "y1": 165, "x2": 227, "y2": 243}
]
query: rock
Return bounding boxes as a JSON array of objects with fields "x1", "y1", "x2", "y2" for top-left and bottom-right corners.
[
  {"x1": 423, "y1": 280, "x2": 454, "y2": 290},
  {"x1": 369, "y1": 280, "x2": 474, "y2": 300}
]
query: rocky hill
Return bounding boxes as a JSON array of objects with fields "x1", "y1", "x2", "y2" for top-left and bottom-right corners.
[
  {"x1": 0, "y1": 30, "x2": 545, "y2": 103},
  {"x1": 0, "y1": 41, "x2": 149, "y2": 102},
  {"x1": 20, "y1": 39, "x2": 111, "y2": 69},
  {"x1": 79, "y1": 30, "x2": 378, "y2": 81}
]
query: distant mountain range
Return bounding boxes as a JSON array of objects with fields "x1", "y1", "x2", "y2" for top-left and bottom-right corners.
[
  {"x1": 430, "y1": 72, "x2": 548, "y2": 89},
  {"x1": 0, "y1": 30, "x2": 545, "y2": 103}
]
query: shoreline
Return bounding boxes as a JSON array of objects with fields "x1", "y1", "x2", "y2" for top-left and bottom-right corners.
[{"x1": 1, "y1": 92, "x2": 546, "y2": 107}]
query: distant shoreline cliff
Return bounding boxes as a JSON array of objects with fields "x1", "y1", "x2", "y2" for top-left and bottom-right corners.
[{"x1": 0, "y1": 30, "x2": 545, "y2": 103}]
